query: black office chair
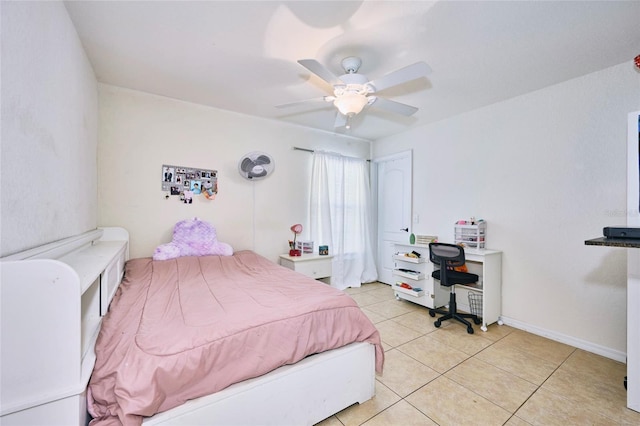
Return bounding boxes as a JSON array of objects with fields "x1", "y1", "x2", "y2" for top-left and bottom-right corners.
[{"x1": 428, "y1": 242, "x2": 482, "y2": 334}]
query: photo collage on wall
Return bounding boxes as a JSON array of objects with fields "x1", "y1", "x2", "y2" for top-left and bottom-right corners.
[{"x1": 162, "y1": 164, "x2": 218, "y2": 203}]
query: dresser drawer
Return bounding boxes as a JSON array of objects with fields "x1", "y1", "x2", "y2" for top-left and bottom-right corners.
[
  {"x1": 279, "y1": 254, "x2": 333, "y2": 280},
  {"x1": 293, "y1": 259, "x2": 332, "y2": 279}
]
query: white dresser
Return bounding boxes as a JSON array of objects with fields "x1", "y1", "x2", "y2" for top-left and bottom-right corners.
[{"x1": 279, "y1": 253, "x2": 333, "y2": 281}]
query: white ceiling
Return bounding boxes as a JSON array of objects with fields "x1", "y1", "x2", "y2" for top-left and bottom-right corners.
[{"x1": 64, "y1": 0, "x2": 640, "y2": 141}]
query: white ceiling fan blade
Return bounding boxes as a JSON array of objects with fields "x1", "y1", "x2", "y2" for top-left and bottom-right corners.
[
  {"x1": 368, "y1": 62, "x2": 431, "y2": 92},
  {"x1": 334, "y1": 112, "x2": 347, "y2": 128},
  {"x1": 298, "y1": 59, "x2": 343, "y2": 86},
  {"x1": 275, "y1": 97, "x2": 332, "y2": 109},
  {"x1": 370, "y1": 97, "x2": 419, "y2": 116}
]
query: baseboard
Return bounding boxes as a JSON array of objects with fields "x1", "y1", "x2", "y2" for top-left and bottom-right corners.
[{"x1": 499, "y1": 316, "x2": 627, "y2": 364}]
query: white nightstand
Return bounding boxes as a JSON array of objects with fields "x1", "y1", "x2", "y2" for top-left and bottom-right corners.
[{"x1": 279, "y1": 253, "x2": 333, "y2": 281}]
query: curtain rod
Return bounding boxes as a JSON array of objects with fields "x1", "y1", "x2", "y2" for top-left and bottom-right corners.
[
  {"x1": 293, "y1": 147, "x2": 314, "y2": 153},
  {"x1": 292, "y1": 146, "x2": 370, "y2": 162}
]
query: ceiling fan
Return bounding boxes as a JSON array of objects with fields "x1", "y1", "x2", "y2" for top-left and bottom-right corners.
[{"x1": 277, "y1": 56, "x2": 431, "y2": 129}]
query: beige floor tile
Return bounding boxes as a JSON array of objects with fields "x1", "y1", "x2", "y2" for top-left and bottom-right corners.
[
  {"x1": 360, "y1": 307, "x2": 388, "y2": 324},
  {"x1": 335, "y1": 381, "x2": 401, "y2": 426},
  {"x1": 475, "y1": 339, "x2": 559, "y2": 385},
  {"x1": 344, "y1": 282, "x2": 388, "y2": 295},
  {"x1": 559, "y1": 348, "x2": 626, "y2": 383},
  {"x1": 622, "y1": 410, "x2": 640, "y2": 426},
  {"x1": 498, "y1": 330, "x2": 575, "y2": 365},
  {"x1": 367, "y1": 286, "x2": 400, "y2": 301},
  {"x1": 362, "y1": 400, "x2": 438, "y2": 425},
  {"x1": 504, "y1": 415, "x2": 534, "y2": 425},
  {"x1": 515, "y1": 387, "x2": 619, "y2": 425},
  {"x1": 406, "y1": 375, "x2": 512, "y2": 426},
  {"x1": 397, "y1": 334, "x2": 470, "y2": 374},
  {"x1": 344, "y1": 286, "x2": 367, "y2": 295},
  {"x1": 350, "y1": 292, "x2": 389, "y2": 307},
  {"x1": 375, "y1": 319, "x2": 424, "y2": 348},
  {"x1": 380, "y1": 340, "x2": 392, "y2": 353},
  {"x1": 479, "y1": 323, "x2": 516, "y2": 341},
  {"x1": 541, "y1": 355, "x2": 640, "y2": 424},
  {"x1": 364, "y1": 299, "x2": 416, "y2": 319},
  {"x1": 445, "y1": 357, "x2": 538, "y2": 413},
  {"x1": 314, "y1": 415, "x2": 344, "y2": 426},
  {"x1": 364, "y1": 282, "x2": 392, "y2": 291},
  {"x1": 429, "y1": 323, "x2": 494, "y2": 355},
  {"x1": 391, "y1": 309, "x2": 440, "y2": 335},
  {"x1": 377, "y1": 348, "x2": 440, "y2": 397}
]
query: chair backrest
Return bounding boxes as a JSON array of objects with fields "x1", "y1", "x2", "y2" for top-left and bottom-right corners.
[
  {"x1": 429, "y1": 243, "x2": 477, "y2": 288},
  {"x1": 429, "y1": 242, "x2": 466, "y2": 268}
]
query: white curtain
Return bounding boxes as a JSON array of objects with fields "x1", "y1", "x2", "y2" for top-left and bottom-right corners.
[{"x1": 309, "y1": 151, "x2": 377, "y2": 289}]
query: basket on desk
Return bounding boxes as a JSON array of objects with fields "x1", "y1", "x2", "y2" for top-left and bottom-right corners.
[{"x1": 468, "y1": 292, "x2": 483, "y2": 318}]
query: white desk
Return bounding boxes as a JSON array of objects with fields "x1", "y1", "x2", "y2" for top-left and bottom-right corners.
[
  {"x1": 463, "y1": 248, "x2": 503, "y2": 331},
  {"x1": 392, "y1": 243, "x2": 502, "y2": 332}
]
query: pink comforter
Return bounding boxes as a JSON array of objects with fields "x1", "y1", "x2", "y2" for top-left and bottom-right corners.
[{"x1": 88, "y1": 251, "x2": 383, "y2": 425}]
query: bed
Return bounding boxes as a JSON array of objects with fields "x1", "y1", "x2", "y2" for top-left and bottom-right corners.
[{"x1": 0, "y1": 227, "x2": 383, "y2": 426}]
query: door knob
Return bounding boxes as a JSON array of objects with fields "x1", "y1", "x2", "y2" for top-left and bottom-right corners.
[{"x1": 400, "y1": 228, "x2": 409, "y2": 232}]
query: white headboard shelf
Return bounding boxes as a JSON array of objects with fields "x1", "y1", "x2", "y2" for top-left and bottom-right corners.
[{"x1": 0, "y1": 227, "x2": 129, "y2": 424}]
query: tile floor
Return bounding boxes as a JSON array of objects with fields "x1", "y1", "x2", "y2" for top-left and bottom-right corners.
[{"x1": 317, "y1": 282, "x2": 640, "y2": 426}]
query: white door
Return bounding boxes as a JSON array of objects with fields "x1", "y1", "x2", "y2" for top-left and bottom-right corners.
[{"x1": 374, "y1": 151, "x2": 412, "y2": 284}]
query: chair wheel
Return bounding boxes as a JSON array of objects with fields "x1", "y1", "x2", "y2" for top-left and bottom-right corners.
[
  {"x1": 467, "y1": 326, "x2": 474, "y2": 334},
  {"x1": 473, "y1": 318, "x2": 482, "y2": 325},
  {"x1": 434, "y1": 320, "x2": 441, "y2": 328},
  {"x1": 429, "y1": 310, "x2": 436, "y2": 317}
]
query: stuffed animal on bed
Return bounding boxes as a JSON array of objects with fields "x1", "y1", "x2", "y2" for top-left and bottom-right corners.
[{"x1": 153, "y1": 217, "x2": 233, "y2": 260}]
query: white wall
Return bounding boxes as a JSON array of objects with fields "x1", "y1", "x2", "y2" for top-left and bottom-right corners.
[
  {"x1": 98, "y1": 85, "x2": 371, "y2": 260},
  {"x1": 373, "y1": 62, "x2": 640, "y2": 358},
  {"x1": 0, "y1": 1, "x2": 98, "y2": 256}
]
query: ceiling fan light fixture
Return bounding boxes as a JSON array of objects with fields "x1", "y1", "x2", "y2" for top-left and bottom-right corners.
[
  {"x1": 285, "y1": 57, "x2": 429, "y2": 127},
  {"x1": 333, "y1": 93, "x2": 369, "y2": 116}
]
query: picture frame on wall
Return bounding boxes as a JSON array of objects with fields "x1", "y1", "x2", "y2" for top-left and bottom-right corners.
[{"x1": 162, "y1": 164, "x2": 218, "y2": 201}]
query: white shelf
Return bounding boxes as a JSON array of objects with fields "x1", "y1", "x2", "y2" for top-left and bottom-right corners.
[
  {"x1": 391, "y1": 243, "x2": 448, "y2": 309},
  {"x1": 457, "y1": 282, "x2": 483, "y2": 291},
  {"x1": 392, "y1": 254, "x2": 425, "y2": 264},
  {"x1": 0, "y1": 228, "x2": 129, "y2": 420},
  {"x1": 393, "y1": 285, "x2": 425, "y2": 297},
  {"x1": 58, "y1": 240, "x2": 128, "y2": 293},
  {"x1": 393, "y1": 270, "x2": 424, "y2": 280}
]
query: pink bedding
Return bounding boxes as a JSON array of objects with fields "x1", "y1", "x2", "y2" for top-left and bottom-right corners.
[{"x1": 87, "y1": 250, "x2": 383, "y2": 425}]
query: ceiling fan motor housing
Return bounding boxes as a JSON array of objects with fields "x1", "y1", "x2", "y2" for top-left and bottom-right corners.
[
  {"x1": 341, "y1": 56, "x2": 362, "y2": 73},
  {"x1": 338, "y1": 73, "x2": 368, "y2": 85}
]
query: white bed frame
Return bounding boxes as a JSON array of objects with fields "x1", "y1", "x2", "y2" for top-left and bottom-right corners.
[{"x1": 0, "y1": 228, "x2": 376, "y2": 425}]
